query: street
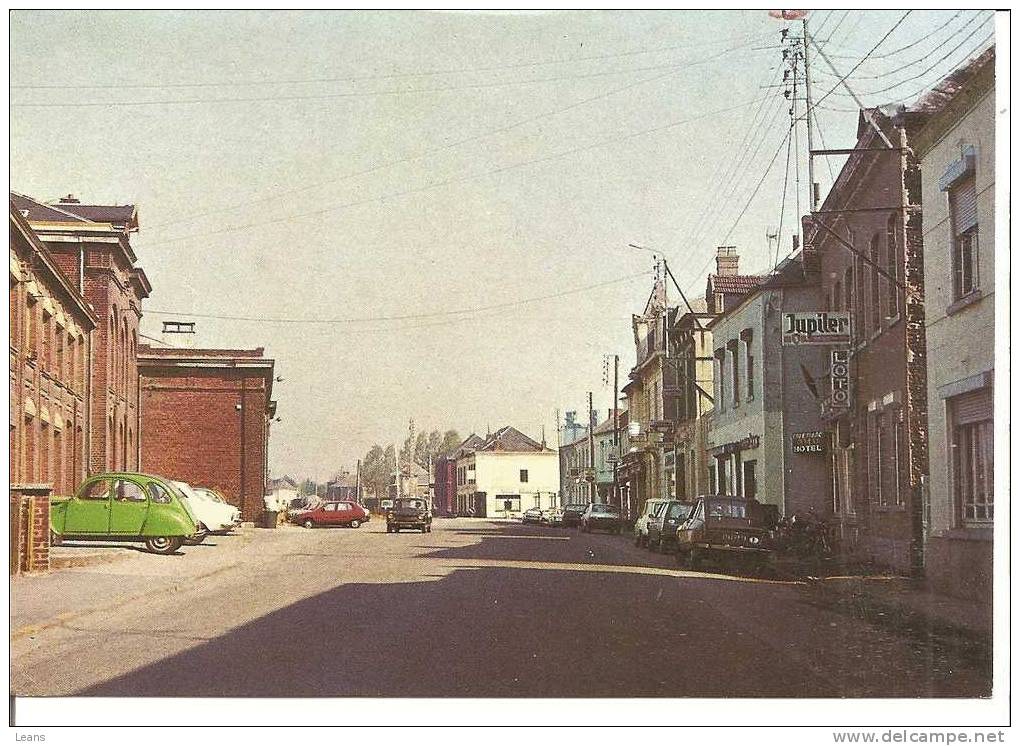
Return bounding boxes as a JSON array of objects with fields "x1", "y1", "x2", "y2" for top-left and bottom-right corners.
[{"x1": 10, "y1": 519, "x2": 991, "y2": 699}]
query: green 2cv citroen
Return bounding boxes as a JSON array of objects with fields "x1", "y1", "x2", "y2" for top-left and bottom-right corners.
[{"x1": 50, "y1": 472, "x2": 201, "y2": 554}]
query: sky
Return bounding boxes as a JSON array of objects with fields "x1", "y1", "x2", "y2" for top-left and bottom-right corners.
[{"x1": 8, "y1": 9, "x2": 997, "y2": 481}]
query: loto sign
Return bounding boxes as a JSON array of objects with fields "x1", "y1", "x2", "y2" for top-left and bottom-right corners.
[
  {"x1": 822, "y1": 348, "x2": 852, "y2": 418},
  {"x1": 782, "y1": 312, "x2": 852, "y2": 346}
]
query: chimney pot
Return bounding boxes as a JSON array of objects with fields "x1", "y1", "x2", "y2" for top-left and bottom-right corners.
[{"x1": 59, "y1": 194, "x2": 80, "y2": 204}]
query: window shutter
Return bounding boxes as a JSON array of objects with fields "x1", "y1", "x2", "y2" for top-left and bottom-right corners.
[
  {"x1": 951, "y1": 178, "x2": 978, "y2": 233},
  {"x1": 953, "y1": 387, "x2": 992, "y2": 425}
]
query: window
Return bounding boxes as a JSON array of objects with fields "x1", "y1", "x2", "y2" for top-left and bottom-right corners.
[
  {"x1": 743, "y1": 461, "x2": 757, "y2": 500},
  {"x1": 26, "y1": 296, "x2": 37, "y2": 356},
  {"x1": 951, "y1": 389, "x2": 993, "y2": 525},
  {"x1": 56, "y1": 324, "x2": 65, "y2": 382},
  {"x1": 843, "y1": 266, "x2": 854, "y2": 316},
  {"x1": 83, "y1": 479, "x2": 112, "y2": 500},
  {"x1": 727, "y1": 340, "x2": 740, "y2": 406},
  {"x1": 9, "y1": 279, "x2": 19, "y2": 349},
  {"x1": 115, "y1": 479, "x2": 147, "y2": 502},
  {"x1": 886, "y1": 214, "x2": 900, "y2": 317},
  {"x1": 741, "y1": 330, "x2": 754, "y2": 401},
  {"x1": 519, "y1": 469, "x2": 529, "y2": 483},
  {"x1": 714, "y1": 348, "x2": 726, "y2": 412},
  {"x1": 870, "y1": 234, "x2": 882, "y2": 332},
  {"x1": 949, "y1": 177, "x2": 979, "y2": 300},
  {"x1": 676, "y1": 451, "x2": 686, "y2": 498},
  {"x1": 147, "y1": 481, "x2": 174, "y2": 503}
]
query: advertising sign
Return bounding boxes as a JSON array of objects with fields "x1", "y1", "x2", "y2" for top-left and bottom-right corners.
[
  {"x1": 782, "y1": 312, "x2": 852, "y2": 346},
  {"x1": 829, "y1": 348, "x2": 851, "y2": 411},
  {"x1": 792, "y1": 431, "x2": 827, "y2": 454}
]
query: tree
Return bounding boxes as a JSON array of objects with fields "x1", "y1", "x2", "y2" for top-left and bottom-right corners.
[
  {"x1": 361, "y1": 444, "x2": 393, "y2": 501},
  {"x1": 440, "y1": 429, "x2": 462, "y2": 455}
]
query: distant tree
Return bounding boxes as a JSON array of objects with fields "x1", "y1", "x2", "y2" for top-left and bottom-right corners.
[
  {"x1": 362, "y1": 445, "x2": 391, "y2": 500},
  {"x1": 440, "y1": 429, "x2": 462, "y2": 455},
  {"x1": 298, "y1": 478, "x2": 318, "y2": 496}
]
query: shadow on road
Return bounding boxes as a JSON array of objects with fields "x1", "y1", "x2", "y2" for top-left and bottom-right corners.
[{"x1": 74, "y1": 522, "x2": 990, "y2": 699}]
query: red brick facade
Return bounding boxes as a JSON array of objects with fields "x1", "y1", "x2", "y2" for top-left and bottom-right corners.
[
  {"x1": 9, "y1": 204, "x2": 97, "y2": 495},
  {"x1": 805, "y1": 110, "x2": 929, "y2": 574},
  {"x1": 138, "y1": 346, "x2": 276, "y2": 523},
  {"x1": 11, "y1": 194, "x2": 150, "y2": 476},
  {"x1": 10, "y1": 487, "x2": 52, "y2": 574}
]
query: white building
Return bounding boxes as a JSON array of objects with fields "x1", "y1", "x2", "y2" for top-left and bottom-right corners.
[
  {"x1": 915, "y1": 49, "x2": 995, "y2": 602},
  {"x1": 456, "y1": 426, "x2": 559, "y2": 518}
]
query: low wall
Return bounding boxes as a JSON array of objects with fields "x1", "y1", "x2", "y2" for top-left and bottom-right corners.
[{"x1": 10, "y1": 485, "x2": 52, "y2": 574}]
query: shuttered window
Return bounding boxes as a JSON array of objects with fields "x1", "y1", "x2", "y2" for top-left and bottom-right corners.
[
  {"x1": 950, "y1": 177, "x2": 979, "y2": 299},
  {"x1": 951, "y1": 388, "x2": 993, "y2": 526}
]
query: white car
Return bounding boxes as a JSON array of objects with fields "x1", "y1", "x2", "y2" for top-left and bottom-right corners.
[
  {"x1": 193, "y1": 487, "x2": 242, "y2": 534},
  {"x1": 633, "y1": 498, "x2": 669, "y2": 548},
  {"x1": 173, "y1": 481, "x2": 239, "y2": 542}
]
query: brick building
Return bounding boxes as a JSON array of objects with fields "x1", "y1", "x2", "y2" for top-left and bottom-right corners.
[
  {"x1": 12, "y1": 192, "x2": 150, "y2": 475},
  {"x1": 137, "y1": 345, "x2": 277, "y2": 523},
  {"x1": 433, "y1": 454, "x2": 457, "y2": 516},
  {"x1": 10, "y1": 202, "x2": 98, "y2": 494},
  {"x1": 804, "y1": 106, "x2": 929, "y2": 574}
]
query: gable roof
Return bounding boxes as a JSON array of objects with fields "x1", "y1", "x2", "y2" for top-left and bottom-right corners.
[
  {"x1": 476, "y1": 425, "x2": 547, "y2": 453},
  {"x1": 707, "y1": 274, "x2": 768, "y2": 295},
  {"x1": 11, "y1": 192, "x2": 138, "y2": 230},
  {"x1": 451, "y1": 433, "x2": 485, "y2": 458}
]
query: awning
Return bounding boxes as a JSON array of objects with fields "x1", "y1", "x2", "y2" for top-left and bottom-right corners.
[{"x1": 9, "y1": 250, "x2": 23, "y2": 281}]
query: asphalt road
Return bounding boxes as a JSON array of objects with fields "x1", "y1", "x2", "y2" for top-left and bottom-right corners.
[{"x1": 10, "y1": 518, "x2": 991, "y2": 698}]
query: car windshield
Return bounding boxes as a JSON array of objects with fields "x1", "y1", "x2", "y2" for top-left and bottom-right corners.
[
  {"x1": 395, "y1": 499, "x2": 424, "y2": 510},
  {"x1": 566, "y1": 504, "x2": 587, "y2": 511},
  {"x1": 666, "y1": 503, "x2": 690, "y2": 520},
  {"x1": 707, "y1": 500, "x2": 749, "y2": 519},
  {"x1": 172, "y1": 481, "x2": 202, "y2": 501},
  {"x1": 592, "y1": 504, "x2": 618, "y2": 514}
]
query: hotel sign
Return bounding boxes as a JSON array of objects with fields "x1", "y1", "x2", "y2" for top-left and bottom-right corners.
[
  {"x1": 782, "y1": 312, "x2": 852, "y2": 346},
  {"x1": 792, "y1": 431, "x2": 827, "y2": 454}
]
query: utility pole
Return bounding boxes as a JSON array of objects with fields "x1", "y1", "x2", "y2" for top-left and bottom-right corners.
[
  {"x1": 802, "y1": 16, "x2": 817, "y2": 211},
  {"x1": 612, "y1": 354, "x2": 620, "y2": 515},
  {"x1": 355, "y1": 458, "x2": 362, "y2": 503},
  {"x1": 587, "y1": 391, "x2": 596, "y2": 503}
]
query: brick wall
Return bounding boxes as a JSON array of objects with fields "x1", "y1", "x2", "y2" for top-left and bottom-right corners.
[
  {"x1": 10, "y1": 487, "x2": 51, "y2": 574},
  {"x1": 140, "y1": 364, "x2": 272, "y2": 523}
]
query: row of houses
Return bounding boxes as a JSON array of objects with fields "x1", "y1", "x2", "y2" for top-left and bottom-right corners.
[
  {"x1": 558, "y1": 48, "x2": 995, "y2": 601},
  {"x1": 10, "y1": 192, "x2": 279, "y2": 571}
]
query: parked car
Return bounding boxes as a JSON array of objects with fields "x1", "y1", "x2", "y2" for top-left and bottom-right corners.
[
  {"x1": 675, "y1": 495, "x2": 776, "y2": 572},
  {"x1": 386, "y1": 497, "x2": 432, "y2": 533},
  {"x1": 173, "y1": 481, "x2": 239, "y2": 543},
  {"x1": 561, "y1": 503, "x2": 588, "y2": 528},
  {"x1": 579, "y1": 503, "x2": 622, "y2": 534},
  {"x1": 542, "y1": 508, "x2": 564, "y2": 527},
  {"x1": 646, "y1": 500, "x2": 694, "y2": 553},
  {"x1": 522, "y1": 507, "x2": 544, "y2": 525},
  {"x1": 192, "y1": 487, "x2": 242, "y2": 533},
  {"x1": 49, "y1": 472, "x2": 200, "y2": 555},
  {"x1": 293, "y1": 500, "x2": 370, "y2": 529},
  {"x1": 633, "y1": 498, "x2": 669, "y2": 547}
]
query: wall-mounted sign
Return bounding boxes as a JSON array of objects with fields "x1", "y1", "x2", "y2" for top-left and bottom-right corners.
[
  {"x1": 606, "y1": 453, "x2": 619, "y2": 463},
  {"x1": 782, "y1": 312, "x2": 852, "y2": 346},
  {"x1": 829, "y1": 348, "x2": 851, "y2": 412},
  {"x1": 716, "y1": 434, "x2": 761, "y2": 455},
  {"x1": 792, "y1": 431, "x2": 828, "y2": 454}
]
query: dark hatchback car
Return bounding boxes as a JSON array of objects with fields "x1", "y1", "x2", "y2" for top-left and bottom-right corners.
[
  {"x1": 646, "y1": 500, "x2": 693, "y2": 553},
  {"x1": 561, "y1": 503, "x2": 588, "y2": 528},
  {"x1": 579, "y1": 503, "x2": 622, "y2": 534},
  {"x1": 675, "y1": 495, "x2": 775, "y2": 572},
  {"x1": 386, "y1": 497, "x2": 432, "y2": 534}
]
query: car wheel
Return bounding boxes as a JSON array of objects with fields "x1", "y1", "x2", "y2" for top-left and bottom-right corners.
[
  {"x1": 350, "y1": 519, "x2": 361, "y2": 529},
  {"x1": 303, "y1": 519, "x2": 314, "y2": 529},
  {"x1": 144, "y1": 536, "x2": 183, "y2": 555}
]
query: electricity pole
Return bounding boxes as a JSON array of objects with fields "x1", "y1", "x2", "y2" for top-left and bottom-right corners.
[
  {"x1": 802, "y1": 17, "x2": 817, "y2": 210},
  {"x1": 588, "y1": 391, "x2": 596, "y2": 503}
]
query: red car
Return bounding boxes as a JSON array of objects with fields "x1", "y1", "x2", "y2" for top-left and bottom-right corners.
[{"x1": 293, "y1": 501, "x2": 370, "y2": 529}]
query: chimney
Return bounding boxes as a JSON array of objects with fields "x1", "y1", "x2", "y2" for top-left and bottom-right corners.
[
  {"x1": 59, "y1": 194, "x2": 80, "y2": 204},
  {"x1": 716, "y1": 246, "x2": 739, "y2": 276}
]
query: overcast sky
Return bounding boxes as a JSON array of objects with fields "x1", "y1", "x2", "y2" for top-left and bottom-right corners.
[{"x1": 9, "y1": 9, "x2": 996, "y2": 480}]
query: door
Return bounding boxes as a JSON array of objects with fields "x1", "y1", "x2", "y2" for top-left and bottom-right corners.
[
  {"x1": 109, "y1": 478, "x2": 149, "y2": 534},
  {"x1": 323, "y1": 503, "x2": 341, "y2": 525},
  {"x1": 336, "y1": 502, "x2": 355, "y2": 524},
  {"x1": 65, "y1": 478, "x2": 113, "y2": 534}
]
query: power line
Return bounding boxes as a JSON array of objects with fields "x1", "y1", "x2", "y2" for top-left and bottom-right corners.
[
  {"x1": 848, "y1": 27, "x2": 994, "y2": 98},
  {"x1": 12, "y1": 29, "x2": 773, "y2": 91},
  {"x1": 848, "y1": 10, "x2": 989, "y2": 81},
  {"x1": 144, "y1": 269, "x2": 652, "y2": 325},
  {"x1": 820, "y1": 11, "x2": 962, "y2": 61},
  {"x1": 774, "y1": 128, "x2": 794, "y2": 270},
  {"x1": 11, "y1": 50, "x2": 773, "y2": 109},
  {"x1": 146, "y1": 34, "x2": 764, "y2": 233},
  {"x1": 141, "y1": 94, "x2": 770, "y2": 248}
]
